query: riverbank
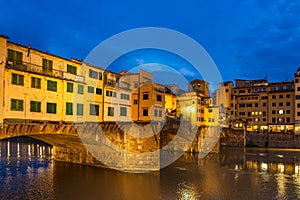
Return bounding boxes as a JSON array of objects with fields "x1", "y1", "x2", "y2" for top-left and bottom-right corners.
[{"x1": 220, "y1": 128, "x2": 300, "y2": 148}]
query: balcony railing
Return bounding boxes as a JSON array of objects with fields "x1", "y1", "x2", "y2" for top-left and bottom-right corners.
[{"x1": 6, "y1": 59, "x2": 85, "y2": 83}]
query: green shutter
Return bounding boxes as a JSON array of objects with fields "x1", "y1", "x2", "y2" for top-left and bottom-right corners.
[
  {"x1": 67, "y1": 65, "x2": 77, "y2": 75},
  {"x1": 47, "y1": 103, "x2": 57, "y2": 114},
  {"x1": 67, "y1": 82, "x2": 73, "y2": 93},
  {"x1": 47, "y1": 80, "x2": 57, "y2": 91},
  {"x1": 78, "y1": 85, "x2": 84, "y2": 94},
  {"x1": 16, "y1": 51, "x2": 22, "y2": 64},
  {"x1": 77, "y1": 104, "x2": 83, "y2": 116},
  {"x1": 66, "y1": 102, "x2": 73, "y2": 115}
]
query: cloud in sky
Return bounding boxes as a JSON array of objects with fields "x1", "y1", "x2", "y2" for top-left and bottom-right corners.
[
  {"x1": 179, "y1": 68, "x2": 197, "y2": 77},
  {"x1": 233, "y1": 0, "x2": 300, "y2": 82},
  {"x1": 1, "y1": 0, "x2": 299, "y2": 84}
]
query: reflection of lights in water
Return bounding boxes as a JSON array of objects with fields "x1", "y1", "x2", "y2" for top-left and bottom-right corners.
[
  {"x1": 278, "y1": 164, "x2": 285, "y2": 173},
  {"x1": 296, "y1": 166, "x2": 299, "y2": 174},
  {"x1": 276, "y1": 173, "x2": 286, "y2": 199},
  {"x1": 7, "y1": 141, "x2": 10, "y2": 157},
  {"x1": 51, "y1": 148, "x2": 54, "y2": 155},
  {"x1": 177, "y1": 182, "x2": 200, "y2": 200},
  {"x1": 235, "y1": 165, "x2": 239, "y2": 170},
  {"x1": 17, "y1": 142, "x2": 20, "y2": 158},
  {"x1": 39, "y1": 146, "x2": 43, "y2": 157},
  {"x1": 261, "y1": 162, "x2": 268, "y2": 171},
  {"x1": 28, "y1": 145, "x2": 31, "y2": 156},
  {"x1": 276, "y1": 154, "x2": 284, "y2": 158}
]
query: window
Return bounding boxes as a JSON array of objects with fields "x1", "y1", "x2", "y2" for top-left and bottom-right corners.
[
  {"x1": 298, "y1": 103, "x2": 300, "y2": 108},
  {"x1": 77, "y1": 104, "x2": 84, "y2": 116},
  {"x1": 159, "y1": 110, "x2": 162, "y2": 117},
  {"x1": 90, "y1": 104, "x2": 100, "y2": 116},
  {"x1": 143, "y1": 93, "x2": 149, "y2": 100},
  {"x1": 78, "y1": 85, "x2": 84, "y2": 94},
  {"x1": 96, "y1": 88, "x2": 102, "y2": 95},
  {"x1": 296, "y1": 95, "x2": 300, "y2": 100},
  {"x1": 287, "y1": 118, "x2": 290, "y2": 123},
  {"x1": 47, "y1": 80, "x2": 57, "y2": 91},
  {"x1": 106, "y1": 90, "x2": 116, "y2": 97},
  {"x1": 134, "y1": 83, "x2": 138, "y2": 88},
  {"x1": 272, "y1": 103, "x2": 276, "y2": 107},
  {"x1": 270, "y1": 87, "x2": 276, "y2": 92},
  {"x1": 121, "y1": 93, "x2": 130, "y2": 100},
  {"x1": 255, "y1": 103, "x2": 258, "y2": 107},
  {"x1": 272, "y1": 110, "x2": 276, "y2": 114},
  {"x1": 89, "y1": 69, "x2": 98, "y2": 79},
  {"x1": 67, "y1": 64, "x2": 77, "y2": 75},
  {"x1": 7, "y1": 49, "x2": 22, "y2": 63},
  {"x1": 47, "y1": 103, "x2": 57, "y2": 114},
  {"x1": 67, "y1": 82, "x2": 73, "y2": 93},
  {"x1": 66, "y1": 102, "x2": 73, "y2": 115},
  {"x1": 31, "y1": 77, "x2": 41, "y2": 89},
  {"x1": 286, "y1": 102, "x2": 291, "y2": 106},
  {"x1": 286, "y1": 94, "x2": 291, "y2": 98},
  {"x1": 287, "y1": 110, "x2": 290, "y2": 114},
  {"x1": 157, "y1": 94, "x2": 162, "y2": 102},
  {"x1": 108, "y1": 107, "x2": 114, "y2": 116},
  {"x1": 297, "y1": 87, "x2": 300, "y2": 91},
  {"x1": 12, "y1": 73, "x2": 24, "y2": 86},
  {"x1": 88, "y1": 86, "x2": 94, "y2": 93},
  {"x1": 272, "y1": 118, "x2": 276, "y2": 123},
  {"x1": 154, "y1": 110, "x2": 158, "y2": 116},
  {"x1": 262, "y1": 96, "x2": 268, "y2": 100},
  {"x1": 279, "y1": 102, "x2": 283, "y2": 106},
  {"x1": 30, "y1": 101, "x2": 41, "y2": 112},
  {"x1": 278, "y1": 86, "x2": 284, "y2": 91},
  {"x1": 278, "y1": 110, "x2": 284, "y2": 115},
  {"x1": 143, "y1": 109, "x2": 148, "y2": 116},
  {"x1": 279, "y1": 95, "x2": 283, "y2": 99},
  {"x1": 99, "y1": 72, "x2": 102, "y2": 80},
  {"x1": 263, "y1": 103, "x2": 267, "y2": 107},
  {"x1": 120, "y1": 107, "x2": 127, "y2": 116},
  {"x1": 263, "y1": 118, "x2": 266, "y2": 122},
  {"x1": 134, "y1": 99, "x2": 138, "y2": 104},
  {"x1": 239, "y1": 104, "x2": 245, "y2": 108},
  {"x1": 298, "y1": 112, "x2": 300, "y2": 117},
  {"x1": 263, "y1": 111, "x2": 266, "y2": 116},
  {"x1": 272, "y1": 95, "x2": 276, "y2": 99},
  {"x1": 42, "y1": 59, "x2": 53, "y2": 74},
  {"x1": 11, "y1": 99, "x2": 23, "y2": 111},
  {"x1": 226, "y1": 89, "x2": 229, "y2": 92}
]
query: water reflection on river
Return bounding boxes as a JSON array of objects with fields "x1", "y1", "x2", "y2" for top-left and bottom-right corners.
[{"x1": 1, "y1": 137, "x2": 300, "y2": 199}]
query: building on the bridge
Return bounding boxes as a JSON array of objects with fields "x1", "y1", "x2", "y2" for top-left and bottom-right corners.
[
  {"x1": 176, "y1": 79, "x2": 220, "y2": 127},
  {"x1": 1, "y1": 35, "x2": 86, "y2": 124},
  {"x1": 119, "y1": 69, "x2": 167, "y2": 122},
  {"x1": 215, "y1": 77, "x2": 297, "y2": 132},
  {"x1": 102, "y1": 71, "x2": 131, "y2": 122},
  {"x1": 0, "y1": 35, "x2": 137, "y2": 125},
  {"x1": 188, "y1": 79, "x2": 210, "y2": 97}
]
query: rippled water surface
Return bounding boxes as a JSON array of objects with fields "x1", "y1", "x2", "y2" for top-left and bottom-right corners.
[{"x1": 1, "y1": 137, "x2": 300, "y2": 199}]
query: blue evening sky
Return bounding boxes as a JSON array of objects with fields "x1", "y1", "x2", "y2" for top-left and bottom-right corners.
[{"x1": 1, "y1": 0, "x2": 300, "y2": 86}]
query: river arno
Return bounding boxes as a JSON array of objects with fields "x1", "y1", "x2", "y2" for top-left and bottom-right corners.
[{"x1": 1, "y1": 137, "x2": 300, "y2": 200}]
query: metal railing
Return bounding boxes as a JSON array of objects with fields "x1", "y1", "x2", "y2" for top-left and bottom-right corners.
[{"x1": 6, "y1": 59, "x2": 85, "y2": 83}]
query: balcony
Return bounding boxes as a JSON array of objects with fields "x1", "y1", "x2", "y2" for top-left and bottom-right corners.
[{"x1": 5, "y1": 59, "x2": 85, "y2": 83}]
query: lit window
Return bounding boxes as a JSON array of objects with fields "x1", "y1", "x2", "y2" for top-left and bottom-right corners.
[{"x1": 279, "y1": 110, "x2": 284, "y2": 115}]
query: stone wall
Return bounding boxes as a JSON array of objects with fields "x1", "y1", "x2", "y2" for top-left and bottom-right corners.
[
  {"x1": 0, "y1": 119, "x2": 221, "y2": 171},
  {"x1": 220, "y1": 128, "x2": 300, "y2": 148}
]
